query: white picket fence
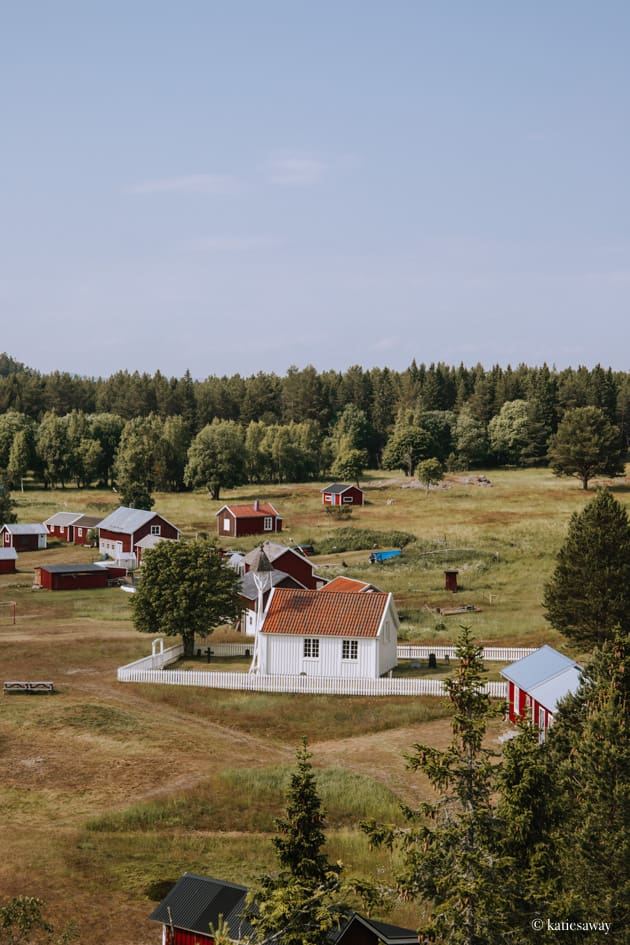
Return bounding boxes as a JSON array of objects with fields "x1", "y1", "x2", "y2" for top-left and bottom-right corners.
[
  {"x1": 117, "y1": 642, "x2": 508, "y2": 698},
  {"x1": 209, "y1": 642, "x2": 535, "y2": 662}
]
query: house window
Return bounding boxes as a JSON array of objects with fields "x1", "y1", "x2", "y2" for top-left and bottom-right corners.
[
  {"x1": 77, "y1": 528, "x2": 83, "y2": 537},
  {"x1": 151, "y1": 525, "x2": 161, "y2": 536},
  {"x1": 263, "y1": 516, "x2": 273, "y2": 531},
  {"x1": 342, "y1": 640, "x2": 358, "y2": 660},
  {"x1": 342, "y1": 495, "x2": 353, "y2": 504},
  {"x1": 303, "y1": 638, "x2": 320, "y2": 659}
]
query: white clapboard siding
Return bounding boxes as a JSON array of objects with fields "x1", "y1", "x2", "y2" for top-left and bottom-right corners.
[{"x1": 210, "y1": 642, "x2": 535, "y2": 662}]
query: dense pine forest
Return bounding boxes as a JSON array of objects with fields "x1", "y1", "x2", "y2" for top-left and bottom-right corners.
[{"x1": 0, "y1": 352, "x2": 628, "y2": 498}]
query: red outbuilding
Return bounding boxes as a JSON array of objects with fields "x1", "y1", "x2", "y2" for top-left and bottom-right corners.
[
  {"x1": 0, "y1": 547, "x2": 17, "y2": 573},
  {"x1": 34, "y1": 563, "x2": 127, "y2": 591},
  {"x1": 96, "y1": 507, "x2": 180, "y2": 566},
  {"x1": 44, "y1": 512, "x2": 101, "y2": 545},
  {"x1": 321, "y1": 482, "x2": 365, "y2": 506},
  {"x1": 1, "y1": 523, "x2": 47, "y2": 551},
  {"x1": 243, "y1": 541, "x2": 323, "y2": 590},
  {"x1": 216, "y1": 500, "x2": 282, "y2": 538},
  {"x1": 501, "y1": 645, "x2": 582, "y2": 740}
]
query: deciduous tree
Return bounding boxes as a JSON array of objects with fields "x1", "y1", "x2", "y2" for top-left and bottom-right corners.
[{"x1": 131, "y1": 539, "x2": 242, "y2": 658}]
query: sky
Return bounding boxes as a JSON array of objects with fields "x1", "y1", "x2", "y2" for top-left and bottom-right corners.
[{"x1": 2, "y1": 1, "x2": 629, "y2": 381}]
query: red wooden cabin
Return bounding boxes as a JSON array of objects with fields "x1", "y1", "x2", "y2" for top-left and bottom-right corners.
[
  {"x1": 216, "y1": 501, "x2": 282, "y2": 538},
  {"x1": 322, "y1": 482, "x2": 365, "y2": 506}
]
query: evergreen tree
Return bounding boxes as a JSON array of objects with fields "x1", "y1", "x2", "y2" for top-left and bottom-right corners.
[
  {"x1": 0, "y1": 473, "x2": 17, "y2": 524},
  {"x1": 364, "y1": 628, "x2": 511, "y2": 945},
  {"x1": 547, "y1": 406, "x2": 624, "y2": 490},
  {"x1": 543, "y1": 488, "x2": 630, "y2": 649},
  {"x1": 247, "y1": 741, "x2": 352, "y2": 945}
]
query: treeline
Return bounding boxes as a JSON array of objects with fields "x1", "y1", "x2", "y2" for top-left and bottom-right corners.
[{"x1": 0, "y1": 353, "x2": 628, "y2": 496}]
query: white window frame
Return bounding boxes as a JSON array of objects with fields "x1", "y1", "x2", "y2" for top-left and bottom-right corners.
[
  {"x1": 303, "y1": 638, "x2": 320, "y2": 659},
  {"x1": 342, "y1": 639, "x2": 358, "y2": 660},
  {"x1": 77, "y1": 528, "x2": 83, "y2": 537},
  {"x1": 263, "y1": 516, "x2": 273, "y2": 531},
  {"x1": 151, "y1": 525, "x2": 161, "y2": 536}
]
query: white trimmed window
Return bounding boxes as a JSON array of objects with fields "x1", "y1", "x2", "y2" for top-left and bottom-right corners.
[
  {"x1": 342, "y1": 639, "x2": 358, "y2": 660},
  {"x1": 303, "y1": 638, "x2": 320, "y2": 659},
  {"x1": 151, "y1": 525, "x2": 161, "y2": 536},
  {"x1": 77, "y1": 528, "x2": 83, "y2": 537},
  {"x1": 263, "y1": 516, "x2": 273, "y2": 531}
]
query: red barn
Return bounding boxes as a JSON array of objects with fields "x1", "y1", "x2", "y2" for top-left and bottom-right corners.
[
  {"x1": 1, "y1": 523, "x2": 47, "y2": 551},
  {"x1": 34, "y1": 563, "x2": 126, "y2": 591},
  {"x1": 149, "y1": 872, "x2": 417, "y2": 945},
  {"x1": 322, "y1": 482, "x2": 365, "y2": 506},
  {"x1": 0, "y1": 547, "x2": 17, "y2": 573},
  {"x1": 216, "y1": 500, "x2": 282, "y2": 538},
  {"x1": 243, "y1": 541, "x2": 322, "y2": 590},
  {"x1": 501, "y1": 645, "x2": 582, "y2": 740},
  {"x1": 96, "y1": 507, "x2": 180, "y2": 566},
  {"x1": 44, "y1": 512, "x2": 101, "y2": 545}
]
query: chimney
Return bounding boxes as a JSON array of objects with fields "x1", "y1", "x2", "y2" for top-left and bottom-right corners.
[{"x1": 254, "y1": 499, "x2": 259, "y2": 511}]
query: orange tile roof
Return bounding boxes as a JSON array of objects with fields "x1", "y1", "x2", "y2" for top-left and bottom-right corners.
[
  {"x1": 320, "y1": 576, "x2": 372, "y2": 593},
  {"x1": 219, "y1": 503, "x2": 280, "y2": 519},
  {"x1": 260, "y1": 588, "x2": 391, "y2": 638}
]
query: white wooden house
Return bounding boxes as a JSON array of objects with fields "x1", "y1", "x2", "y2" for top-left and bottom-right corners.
[{"x1": 253, "y1": 588, "x2": 399, "y2": 678}]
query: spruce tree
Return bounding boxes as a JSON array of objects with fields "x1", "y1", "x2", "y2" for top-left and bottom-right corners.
[
  {"x1": 247, "y1": 740, "x2": 348, "y2": 945},
  {"x1": 543, "y1": 488, "x2": 630, "y2": 650},
  {"x1": 364, "y1": 628, "x2": 511, "y2": 945}
]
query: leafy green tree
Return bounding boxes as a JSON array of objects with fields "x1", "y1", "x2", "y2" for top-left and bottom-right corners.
[
  {"x1": 113, "y1": 414, "x2": 164, "y2": 494},
  {"x1": 184, "y1": 419, "x2": 246, "y2": 499},
  {"x1": 0, "y1": 473, "x2": 17, "y2": 524},
  {"x1": 381, "y1": 414, "x2": 429, "y2": 477},
  {"x1": 35, "y1": 412, "x2": 71, "y2": 488},
  {"x1": 0, "y1": 410, "x2": 30, "y2": 470},
  {"x1": 547, "y1": 406, "x2": 624, "y2": 490},
  {"x1": 330, "y1": 448, "x2": 369, "y2": 488},
  {"x1": 89, "y1": 412, "x2": 125, "y2": 486},
  {"x1": 488, "y1": 399, "x2": 531, "y2": 465},
  {"x1": 247, "y1": 741, "x2": 352, "y2": 945},
  {"x1": 0, "y1": 895, "x2": 76, "y2": 944},
  {"x1": 543, "y1": 488, "x2": 630, "y2": 649},
  {"x1": 6, "y1": 428, "x2": 32, "y2": 489},
  {"x1": 364, "y1": 628, "x2": 511, "y2": 945},
  {"x1": 416, "y1": 458, "x2": 444, "y2": 493},
  {"x1": 131, "y1": 539, "x2": 242, "y2": 658},
  {"x1": 119, "y1": 481, "x2": 154, "y2": 510},
  {"x1": 454, "y1": 409, "x2": 490, "y2": 469}
]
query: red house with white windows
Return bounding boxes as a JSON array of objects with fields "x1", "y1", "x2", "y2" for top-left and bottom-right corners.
[
  {"x1": 96, "y1": 507, "x2": 180, "y2": 567},
  {"x1": 44, "y1": 512, "x2": 101, "y2": 545},
  {"x1": 149, "y1": 871, "x2": 418, "y2": 945},
  {"x1": 216, "y1": 501, "x2": 282, "y2": 538},
  {"x1": 501, "y1": 645, "x2": 582, "y2": 739},
  {"x1": 1, "y1": 523, "x2": 47, "y2": 551},
  {"x1": 243, "y1": 541, "x2": 322, "y2": 590},
  {"x1": 322, "y1": 482, "x2": 365, "y2": 506}
]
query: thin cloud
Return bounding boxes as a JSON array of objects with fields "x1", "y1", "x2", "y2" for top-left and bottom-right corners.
[
  {"x1": 268, "y1": 155, "x2": 326, "y2": 186},
  {"x1": 127, "y1": 174, "x2": 240, "y2": 195}
]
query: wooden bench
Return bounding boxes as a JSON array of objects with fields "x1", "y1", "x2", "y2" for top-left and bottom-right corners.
[{"x1": 3, "y1": 681, "x2": 55, "y2": 695}]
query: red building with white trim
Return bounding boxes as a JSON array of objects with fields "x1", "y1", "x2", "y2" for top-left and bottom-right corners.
[
  {"x1": 501, "y1": 645, "x2": 582, "y2": 738},
  {"x1": 322, "y1": 482, "x2": 365, "y2": 506},
  {"x1": 216, "y1": 501, "x2": 282, "y2": 538},
  {"x1": 96, "y1": 507, "x2": 180, "y2": 565}
]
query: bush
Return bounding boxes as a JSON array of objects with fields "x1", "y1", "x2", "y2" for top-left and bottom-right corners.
[{"x1": 315, "y1": 527, "x2": 416, "y2": 555}]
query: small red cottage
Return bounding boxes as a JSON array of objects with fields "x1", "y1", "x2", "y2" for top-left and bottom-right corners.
[
  {"x1": 34, "y1": 563, "x2": 126, "y2": 591},
  {"x1": 243, "y1": 541, "x2": 323, "y2": 590},
  {"x1": 501, "y1": 645, "x2": 582, "y2": 739},
  {"x1": 0, "y1": 547, "x2": 17, "y2": 573},
  {"x1": 96, "y1": 507, "x2": 180, "y2": 566},
  {"x1": 216, "y1": 500, "x2": 282, "y2": 538},
  {"x1": 322, "y1": 482, "x2": 365, "y2": 506},
  {"x1": 149, "y1": 871, "x2": 418, "y2": 945},
  {"x1": 1, "y1": 523, "x2": 47, "y2": 551},
  {"x1": 44, "y1": 512, "x2": 101, "y2": 545}
]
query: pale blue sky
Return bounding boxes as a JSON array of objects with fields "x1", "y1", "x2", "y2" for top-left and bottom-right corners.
[{"x1": 2, "y1": 2, "x2": 629, "y2": 379}]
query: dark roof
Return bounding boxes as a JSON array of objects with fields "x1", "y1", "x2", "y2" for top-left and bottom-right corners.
[
  {"x1": 37, "y1": 563, "x2": 109, "y2": 575},
  {"x1": 322, "y1": 482, "x2": 363, "y2": 494},
  {"x1": 239, "y1": 569, "x2": 304, "y2": 601},
  {"x1": 148, "y1": 873, "x2": 252, "y2": 940},
  {"x1": 149, "y1": 873, "x2": 417, "y2": 944}
]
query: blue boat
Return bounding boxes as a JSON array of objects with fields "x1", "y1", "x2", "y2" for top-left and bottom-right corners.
[{"x1": 369, "y1": 549, "x2": 402, "y2": 564}]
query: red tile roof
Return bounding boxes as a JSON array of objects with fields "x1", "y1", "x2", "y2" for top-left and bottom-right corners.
[
  {"x1": 217, "y1": 503, "x2": 280, "y2": 519},
  {"x1": 320, "y1": 576, "x2": 372, "y2": 593},
  {"x1": 260, "y1": 588, "x2": 391, "y2": 638}
]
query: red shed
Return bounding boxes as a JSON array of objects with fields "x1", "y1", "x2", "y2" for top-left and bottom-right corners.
[
  {"x1": 501, "y1": 645, "x2": 582, "y2": 740},
  {"x1": 45, "y1": 512, "x2": 101, "y2": 545},
  {"x1": 322, "y1": 482, "x2": 365, "y2": 506},
  {"x1": 34, "y1": 563, "x2": 126, "y2": 591},
  {"x1": 0, "y1": 547, "x2": 17, "y2": 573},
  {"x1": 96, "y1": 506, "x2": 180, "y2": 564},
  {"x1": 216, "y1": 501, "x2": 282, "y2": 538},
  {"x1": 1, "y1": 523, "x2": 47, "y2": 551}
]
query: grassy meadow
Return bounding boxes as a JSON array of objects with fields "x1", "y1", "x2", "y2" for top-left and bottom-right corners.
[{"x1": 1, "y1": 467, "x2": 628, "y2": 942}]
